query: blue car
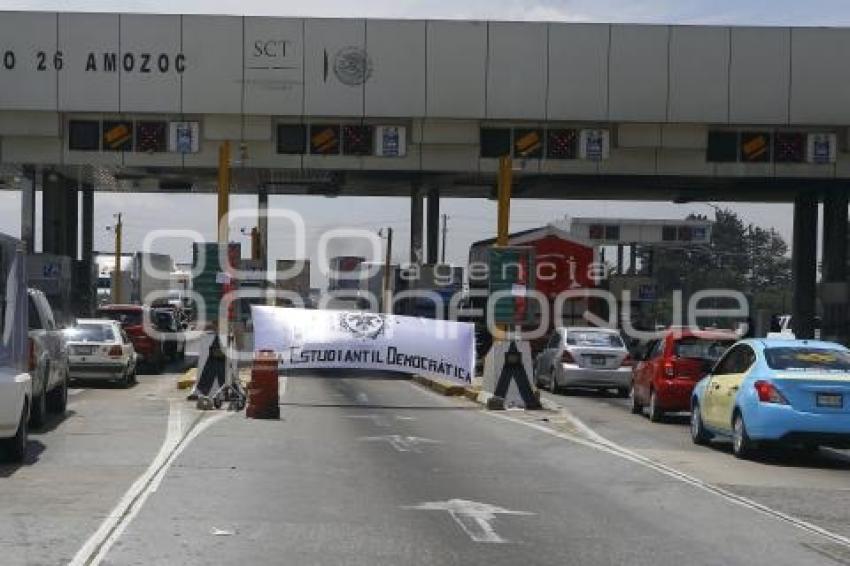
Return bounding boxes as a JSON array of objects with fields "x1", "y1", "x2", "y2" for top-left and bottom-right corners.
[{"x1": 690, "y1": 338, "x2": 850, "y2": 458}]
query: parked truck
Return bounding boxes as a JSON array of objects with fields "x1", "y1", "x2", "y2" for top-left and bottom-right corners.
[
  {"x1": 95, "y1": 252, "x2": 174, "y2": 307},
  {"x1": 95, "y1": 254, "x2": 133, "y2": 306},
  {"x1": 276, "y1": 259, "x2": 311, "y2": 308},
  {"x1": 130, "y1": 252, "x2": 174, "y2": 306}
]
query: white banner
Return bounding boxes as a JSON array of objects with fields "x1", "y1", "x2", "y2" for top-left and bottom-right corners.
[{"x1": 251, "y1": 306, "x2": 476, "y2": 383}]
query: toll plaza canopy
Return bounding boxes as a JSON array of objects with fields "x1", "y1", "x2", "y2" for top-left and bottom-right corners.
[{"x1": 1, "y1": 13, "x2": 850, "y2": 199}]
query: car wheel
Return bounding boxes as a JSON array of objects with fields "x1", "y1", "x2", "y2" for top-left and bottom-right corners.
[
  {"x1": 47, "y1": 369, "x2": 68, "y2": 414},
  {"x1": 647, "y1": 390, "x2": 664, "y2": 422},
  {"x1": 29, "y1": 371, "x2": 48, "y2": 428},
  {"x1": 119, "y1": 367, "x2": 132, "y2": 388},
  {"x1": 616, "y1": 387, "x2": 630, "y2": 398},
  {"x1": 549, "y1": 367, "x2": 558, "y2": 394},
  {"x1": 629, "y1": 384, "x2": 643, "y2": 415},
  {"x1": 732, "y1": 411, "x2": 756, "y2": 460},
  {"x1": 3, "y1": 402, "x2": 28, "y2": 463},
  {"x1": 129, "y1": 365, "x2": 138, "y2": 385},
  {"x1": 690, "y1": 402, "x2": 712, "y2": 445}
]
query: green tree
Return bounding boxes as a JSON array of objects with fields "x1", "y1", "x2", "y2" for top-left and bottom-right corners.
[{"x1": 651, "y1": 207, "x2": 791, "y2": 317}]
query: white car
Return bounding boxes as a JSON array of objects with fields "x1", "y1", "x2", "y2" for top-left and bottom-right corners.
[
  {"x1": 1, "y1": 232, "x2": 32, "y2": 462},
  {"x1": 65, "y1": 319, "x2": 137, "y2": 387},
  {"x1": 534, "y1": 327, "x2": 633, "y2": 396},
  {"x1": 0, "y1": 365, "x2": 30, "y2": 462}
]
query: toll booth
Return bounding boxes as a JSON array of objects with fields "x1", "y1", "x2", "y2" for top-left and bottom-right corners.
[
  {"x1": 191, "y1": 242, "x2": 241, "y2": 326},
  {"x1": 25, "y1": 253, "x2": 74, "y2": 326},
  {"x1": 236, "y1": 258, "x2": 269, "y2": 323}
]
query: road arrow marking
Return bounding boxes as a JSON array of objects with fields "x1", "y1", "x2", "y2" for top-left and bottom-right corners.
[
  {"x1": 346, "y1": 414, "x2": 417, "y2": 426},
  {"x1": 405, "y1": 499, "x2": 533, "y2": 543},
  {"x1": 359, "y1": 435, "x2": 441, "y2": 453}
]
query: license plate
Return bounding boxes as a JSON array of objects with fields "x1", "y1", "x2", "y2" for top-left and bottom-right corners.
[
  {"x1": 75, "y1": 346, "x2": 95, "y2": 355},
  {"x1": 591, "y1": 355, "x2": 606, "y2": 366},
  {"x1": 816, "y1": 393, "x2": 843, "y2": 408}
]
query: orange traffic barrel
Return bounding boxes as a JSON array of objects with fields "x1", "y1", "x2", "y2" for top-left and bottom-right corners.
[{"x1": 247, "y1": 350, "x2": 280, "y2": 419}]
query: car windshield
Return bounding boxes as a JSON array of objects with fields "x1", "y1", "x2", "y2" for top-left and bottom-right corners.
[
  {"x1": 674, "y1": 337, "x2": 735, "y2": 361},
  {"x1": 99, "y1": 310, "x2": 143, "y2": 326},
  {"x1": 566, "y1": 331, "x2": 623, "y2": 348},
  {"x1": 764, "y1": 347, "x2": 850, "y2": 372},
  {"x1": 66, "y1": 324, "x2": 117, "y2": 343}
]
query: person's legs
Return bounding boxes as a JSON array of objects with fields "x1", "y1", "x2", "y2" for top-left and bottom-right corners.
[
  {"x1": 213, "y1": 359, "x2": 227, "y2": 394},
  {"x1": 201, "y1": 359, "x2": 226, "y2": 395},
  {"x1": 190, "y1": 358, "x2": 224, "y2": 398}
]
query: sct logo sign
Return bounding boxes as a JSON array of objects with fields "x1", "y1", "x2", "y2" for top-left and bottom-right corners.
[{"x1": 252, "y1": 39, "x2": 293, "y2": 58}]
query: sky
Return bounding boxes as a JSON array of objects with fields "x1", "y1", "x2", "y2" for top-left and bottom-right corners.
[
  {"x1": 0, "y1": 0, "x2": 840, "y2": 286},
  {"x1": 3, "y1": 0, "x2": 850, "y2": 26}
]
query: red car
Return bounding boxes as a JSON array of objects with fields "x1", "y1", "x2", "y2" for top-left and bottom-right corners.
[
  {"x1": 630, "y1": 330, "x2": 737, "y2": 422},
  {"x1": 96, "y1": 305, "x2": 167, "y2": 373}
]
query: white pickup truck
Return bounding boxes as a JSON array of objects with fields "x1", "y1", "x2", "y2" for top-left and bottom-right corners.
[
  {"x1": 0, "y1": 234, "x2": 31, "y2": 462},
  {"x1": 27, "y1": 288, "x2": 69, "y2": 427}
]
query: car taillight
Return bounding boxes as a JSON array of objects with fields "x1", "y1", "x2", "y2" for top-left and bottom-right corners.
[
  {"x1": 28, "y1": 339, "x2": 36, "y2": 371},
  {"x1": 561, "y1": 351, "x2": 575, "y2": 364},
  {"x1": 663, "y1": 360, "x2": 675, "y2": 377},
  {"x1": 108, "y1": 345, "x2": 123, "y2": 357},
  {"x1": 621, "y1": 354, "x2": 634, "y2": 367},
  {"x1": 754, "y1": 380, "x2": 789, "y2": 404}
]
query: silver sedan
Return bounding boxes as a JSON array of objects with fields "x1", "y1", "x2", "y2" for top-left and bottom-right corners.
[{"x1": 534, "y1": 327, "x2": 633, "y2": 396}]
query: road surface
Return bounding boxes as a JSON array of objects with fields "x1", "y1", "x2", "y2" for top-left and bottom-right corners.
[
  {"x1": 3, "y1": 371, "x2": 850, "y2": 565},
  {"x1": 93, "y1": 373, "x2": 850, "y2": 565}
]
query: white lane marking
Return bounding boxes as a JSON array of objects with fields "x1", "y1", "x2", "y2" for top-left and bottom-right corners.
[
  {"x1": 405, "y1": 499, "x2": 533, "y2": 543},
  {"x1": 484, "y1": 410, "x2": 850, "y2": 549},
  {"x1": 69, "y1": 402, "x2": 231, "y2": 566},
  {"x1": 68, "y1": 389, "x2": 84, "y2": 397},
  {"x1": 356, "y1": 392, "x2": 369, "y2": 404},
  {"x1": 345, "y1": 414, "x2": 390, "y2": 427},
  {"x1": 359, "y1": 435, "x2": 441, "y2": 453}
]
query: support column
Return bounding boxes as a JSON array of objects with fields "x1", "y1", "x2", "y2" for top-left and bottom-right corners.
[
  {"x1": 42, "y1": 171, "x2": 63, "y2": 255},
  {"x1": 629, "y1": 244, "x2": 637, "y2": 275},
  {"x1": 82, "y1": 186, "x2": 94, "y2": 264},
  {"x1": 616, "y1": 244, "x2": 624, "y2": 275},
  {"x1": 821, "y1": 190, "x2": 848, "y2": 342},
  {"x1": 410, "y1": 183, "x2": 424, "y2": 265},
  {"x1": 791, "y1": 192, "x2": 818, "y2": 339},
  {"x1": 41, "y1": 171, "x2": 78, "y2": 259},
  {"x1": 426, "y1": 187, "x2": 440, "y2": 265},
  {"x1": 80, "y1": 185, "x2": 95, "y2": 316},
  {"x1": 65, "y1": 177, "x2": 79, "y2": 260},
  {"x1": 20, "y1": 166, "x2": 36, "y2": 253},
  {"x1": 257, "y1": 188, "x2": 269, "y2": 270}
]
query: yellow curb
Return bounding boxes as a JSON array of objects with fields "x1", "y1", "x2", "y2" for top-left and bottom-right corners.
[
  {"x1": 177, "y1": 367, "x2": 197, "y2": 390},
  {"x1": 463, "y1": 387, "x2": 481, "y2": 401},
  {"x1": 414, "y1": 374, "x2": 475, "y2": 397}
]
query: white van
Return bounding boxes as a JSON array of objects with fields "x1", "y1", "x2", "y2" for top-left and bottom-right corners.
[{"x1": 0, "y1": 234, "x2": 32, "y2": 462}]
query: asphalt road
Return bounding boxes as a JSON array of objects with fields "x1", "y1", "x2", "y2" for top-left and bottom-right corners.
[
  {"x1": 92, "y1": 372, "x2": 846, "y2": 565},
  {"x1": 540, "y1": 388, "x2": 850, "y2": 543},
  {"x1": 0, "y1": 363, "x2": 191, "y2": 566},
  {"x1": 3, "y1": 370, "x2": 850, "y2": 565}
]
